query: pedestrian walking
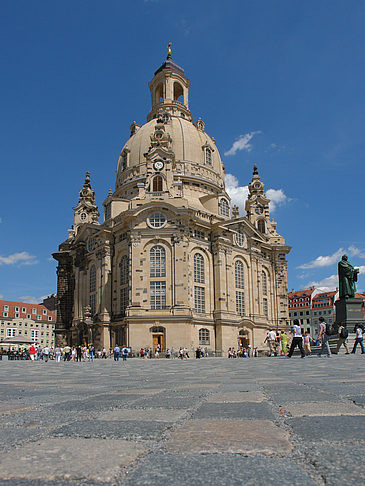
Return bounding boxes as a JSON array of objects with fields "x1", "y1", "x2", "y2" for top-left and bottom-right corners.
[
  {"x1": 318, "y1": 317, "x2": 331, "y2": 357},
  {"x1": 76, "y1": 345, "x2": 82, "y2": 362},
  {"x1": 29, "y1": 344, "x2": 36, "y2": 361},
  {"x1": 280, "y1": 330, "x2": 288, "y2": 356},
  {"x1": 264, "y1": 329, "x2": 276, "y2": 356},
  {"x1": 351, "y1": 325, "x2": 365, "y2": 354},
  {"x1": 114, "y1": 345, "x2": 120, "y2": 361},
  {"x1": 121, "y1": 346, "x2": 128, "y2": 361},
  {"x1": 287, "y1": 319, "x2": 305, "y2": 358},
  {"x1": 42, "y1": 346, "x2": 50, "y2": 362},
  {"x1": 88, "y1": 344, "x2": 95, "y2": 362},
  {"x1": 336, "y1": 325, "x2": 350, "y2": 354}
]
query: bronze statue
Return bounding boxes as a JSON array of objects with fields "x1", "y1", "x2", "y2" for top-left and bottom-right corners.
[{"x1": 338, "y1": 254, "x2": 359, "y2": 299}]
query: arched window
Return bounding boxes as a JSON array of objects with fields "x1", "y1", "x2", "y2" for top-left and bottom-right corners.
[
  {"x1": 155, "y1": 83, "x2": 163, "y2": 103},
  {"x1": 150, "y1": 245, "x2": 166, "y2": 277},
  {"x1": 194, "y1": 253, "x2": 205, "y2": 283},
  {"x1": 173, "y1": 82, "x2": 184, "y2": 102},
  {"x1": 257, "y1": 219, "x2": 265, "y2": 233},
  {"x1": 121, "y1": 151, "x2": 128, "y2": 171},
  {"x1": 235, "y1": 261, "x2": 244, "y2": 289},
  {"x1": 120, "y1": 255, "x2": 129, "y2": 286},
  {"x1": 205, "y1": 148, "x2": 212, "y2": 165},
  {"x1": 89, "y1": 265, "x2": 96, "y2": 314},
  {"x1": 220, "y1": 198, "x2": 230, "y2": 217},
  {"x1": 262, "y1": 270, "x2": 267, "y2": 296},
  {"x1": 199, "y1": 328, "x2": 210, "y2": 345},
  {"x1": 152, "y1": 176, "x2": 163, "y2": 192},
  {"x1": 235, "y1": 260, "x2": 245, "y2": 317}
]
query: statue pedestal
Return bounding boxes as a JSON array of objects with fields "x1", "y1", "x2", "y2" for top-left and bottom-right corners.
[{"x1": 335, "y1": 298, "x2": 365, "y2": 329}]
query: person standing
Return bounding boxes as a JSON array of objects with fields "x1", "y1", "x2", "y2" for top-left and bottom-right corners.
[
  {"x1": 351, "y1": 325, "x2": 365, "y2": 354},
  {"x1": 114, "y1": 344, "x2": 120, "y2": 361},
  {"x1": 287, "y1": 319, "x2": 305, "y2": 358},
  {"x1": 280, "y1": 330, "x2": 288, "y2": 356},
  {"x1": 121, "y1": 346, "x2": 128, "y2": 361},
  {"x1": 336, "y1": 325, "x2": 350, "y2": 354},
  {"x1": 88, "y1": 344, "x2": 95, "y2": 362},
  {"x1": 318, "y1": 317, "x2": 331, "y2": 358},
  {"x1": 29, "y1": 344, "x2": 36, "y2": 361},
  {"x1": 303, "y1": 331, "x2": 312, "y2": 356},
  {"x1": 76, "y1": 345, "x2": 82, "y2": 362},
  {"x1": 42, "y1": 346, "x2": 50, "y2": 362},
  {"x1": 55, "y1": 346, "x2": 61, "y2": 362}
]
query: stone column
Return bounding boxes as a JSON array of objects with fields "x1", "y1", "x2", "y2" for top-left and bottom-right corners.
[{"x1": 53, "y1": 251, "x2": 74, "y2": 346}]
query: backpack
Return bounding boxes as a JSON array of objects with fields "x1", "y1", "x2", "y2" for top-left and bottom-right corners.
[
  {"x1": 340, "y1": 327, "x2": 348, "y2": 339},
  {"x1": 326, "y1": 322, "x2": 335, "y2": 336}
]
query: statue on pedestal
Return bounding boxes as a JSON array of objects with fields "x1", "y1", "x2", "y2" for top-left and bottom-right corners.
[{"x1": 338, "y1": 254, "x2": 359, "y2": 299}]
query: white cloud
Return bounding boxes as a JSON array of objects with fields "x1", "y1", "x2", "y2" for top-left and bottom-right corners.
[
  {"x1": 225, "y1": 173, "x2": 288, "y2": 214},
  {"x1": 266, "y1": 189, "x2": 287, "y2": 212},
  {"x1": 298, "y1": 248, "x2": 344, "y2": 269},
  {"x1": 18, "y1": 295, "x2": 49, "y2": 304},
  {"x1": 0, "y1": 252, "x2": 38, "y2": 266},
  {"x1": 306, "y1": 274, "x2": 338, "y2": 292},
  {"x1": 348, "y1": 246, "x2": 365, "y2": 258},
  {"x1": 224, "y1": 131, "x2": 261, "y2": 156}
]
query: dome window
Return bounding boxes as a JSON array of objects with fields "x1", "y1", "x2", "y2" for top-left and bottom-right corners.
[
  {"x1": 219, "y1": 198, "x2": 230, "y2": 217},
  {"x1": 152, "y1": 176, "x2": 163, "y2": 192},
  {"x1": 205, "y1": 148, "x2": 212, "y2": 165},
  {"x1": 257, "y1": 219, "x2": 266, "y2": 233},
  {"x1": 148, "y1": 212, "x2": 166, "y2": 229},
  {"x1": 173, "y1": 81, "x2": 184, "y2": 103},
  {"x1": 121, "y1": 151, "x2": 128, "y2": 171}
]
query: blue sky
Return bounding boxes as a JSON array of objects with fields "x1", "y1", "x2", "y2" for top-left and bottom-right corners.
[{"x1": 1, "y1": 0, "x2": 365, "y2": 303}]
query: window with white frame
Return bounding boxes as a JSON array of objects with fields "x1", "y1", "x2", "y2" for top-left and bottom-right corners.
[
  {"x1": 149, "y1": 212, "x2": 166, "y2": 228},
  {"x1": 7, "y1": 328, "x2": 17, "y2": 337},
  {"x1": 32, "y1": 308, "x2": 36, "y2": 314},
  {"x1": 150, "y1": 281, "x2": 166, "y2": 310},
  {"x1": 31, "y1": 329, "x2": 39, "y2": 342},
  {"x1": 194, "y1": 253, "x2": 205, "y2": 284},
  {"x1": 262, "y1": 270, "x2": 267, "y2": 296},
  {"x1": 15, "y1": 307, "x2": 19, "y2": 312},
  {"x1": 199, "y1": 328, "x2": 210, "y2": 345},
  {"x1": 219, "y1": 198, "x2": 230, "y2": 217},
  {"x1": 22, "y1": 307, "x2": 26, "y2": 313},
  {"x1": 4, "y1": 305, "x2": 8, "y2": 311},
  {"x1": 3, "y1": 312, "x2": 8, "y2": 317},
  {"x1": 15, "y1": 313, "x2": 19, "y2": 318},
  {"x1": 37, "y1": 315, "x2": 41, "y2": 320},
  {"x1": 43, "y1": 309, "x2": 47, "y2": 315},
  {"x1": 48, "y1": 316, "x2": 52, "y2": 321},
  {"x1": 150, "y1": 246, "x2": 166, "y2": 277},
  {"x1": 194, "y1": 286, "x2": 205, "y2": 313}
]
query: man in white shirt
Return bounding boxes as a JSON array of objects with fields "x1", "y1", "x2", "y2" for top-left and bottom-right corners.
[
  {"x1": 264, "y1": 329, "x2": 276, "y2": 356},
  {"x1": 351, "y1": 325, "x2": 365, "y2": 354},
  {"x1": 287, "y1": 319, "x2": 305, "y2": 358}
]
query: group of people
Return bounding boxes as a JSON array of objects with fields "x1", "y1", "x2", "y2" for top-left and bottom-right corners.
[
  {"x1": 24, "y1": 344, "x2": 116, "y2": 362},
  {"x1": 283, "y1": 318, "x2": 365, "y2": 358},
  {"x1": 227, "y1": 346, "x2": 258, "y2": 358}
]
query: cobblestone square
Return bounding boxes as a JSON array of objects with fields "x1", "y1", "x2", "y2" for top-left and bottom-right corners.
[{"x1": 0, "y1": 355, "x2": 364, "y2": 485}]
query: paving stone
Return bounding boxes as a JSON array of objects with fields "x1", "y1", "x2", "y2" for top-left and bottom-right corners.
[
  {"x1": 192, "y1": 401, "x2": 275, "y2": 420},
  {"x1": 207, "y1": 391, "x2": 265, "y2": 403},
  {"x1": 0, "y1": 438, "x2": 145, "y2": 482},
  {"x1": 97, "y1": 408, "x2": 187, "y2": 422},
  {"x1": 287, "y1": 415, "x2": 365, "y2": 441},
  {"x1": 53, "y1": 419, "x2": 171, "y2": 439},
  {"x1": 122, "y1": 453, "x2": 317, "y2": 486},
  {"x1": 304, "y1": 442, "x2": 365, "y2": 485},
  {"x1": 165, "y1": 419, "x2": 292, "y2": 454},
  {"x1": 0, "y1": 426, "x2": 45, "y2": 451},
  {"x1": 283, "y1": 401, "x2": 365, "y2": 417},
  {"x1": 350, "y1": 395, "x2": 365, "y2": 406}
]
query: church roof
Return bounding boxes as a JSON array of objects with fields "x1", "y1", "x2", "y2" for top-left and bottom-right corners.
[{"x1": 154, "y1": 55, "x2": 185, "y2": 76}]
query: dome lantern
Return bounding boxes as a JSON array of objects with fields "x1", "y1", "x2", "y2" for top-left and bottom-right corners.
[{"x1": 147, "y1": 44, "x2": 192, "y2": 122}]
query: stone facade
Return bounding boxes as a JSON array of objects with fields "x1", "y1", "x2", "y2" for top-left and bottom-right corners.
[{"x1": 54, "y1": 52, "x2": 291, "y2": 354}]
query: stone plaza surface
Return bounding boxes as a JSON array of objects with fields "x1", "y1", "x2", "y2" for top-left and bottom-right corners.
[{"x1": 0, "y1": 356, "x2": 364, "y2": 485}]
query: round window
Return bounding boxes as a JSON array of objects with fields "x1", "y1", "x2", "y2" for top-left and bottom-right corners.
[{"x1": 149, "y1": 212, "x2": 166, "y2": 228}]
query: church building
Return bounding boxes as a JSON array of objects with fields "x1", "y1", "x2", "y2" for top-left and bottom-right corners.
[{"x1": 53, "y1": 49, "x2": 291, "y2": 354}]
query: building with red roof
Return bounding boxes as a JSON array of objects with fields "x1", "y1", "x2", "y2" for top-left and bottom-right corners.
[{"x1": 0, "y1": 300, "x2": 56, "y2": 347}]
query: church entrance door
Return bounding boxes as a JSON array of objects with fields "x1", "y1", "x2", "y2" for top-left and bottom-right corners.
[{"x1": 152, "y1": 334, "x2": 163, "y2": 352}]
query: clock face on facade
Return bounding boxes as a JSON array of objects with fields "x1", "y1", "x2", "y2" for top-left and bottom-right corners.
[{"x1": 153, "y1": 160, "x2": 164, "y2": 171}]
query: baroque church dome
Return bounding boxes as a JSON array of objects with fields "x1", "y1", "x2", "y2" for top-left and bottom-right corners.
[{"x1": 116, "y1": 117, "x2": 224, "y2": 188}]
